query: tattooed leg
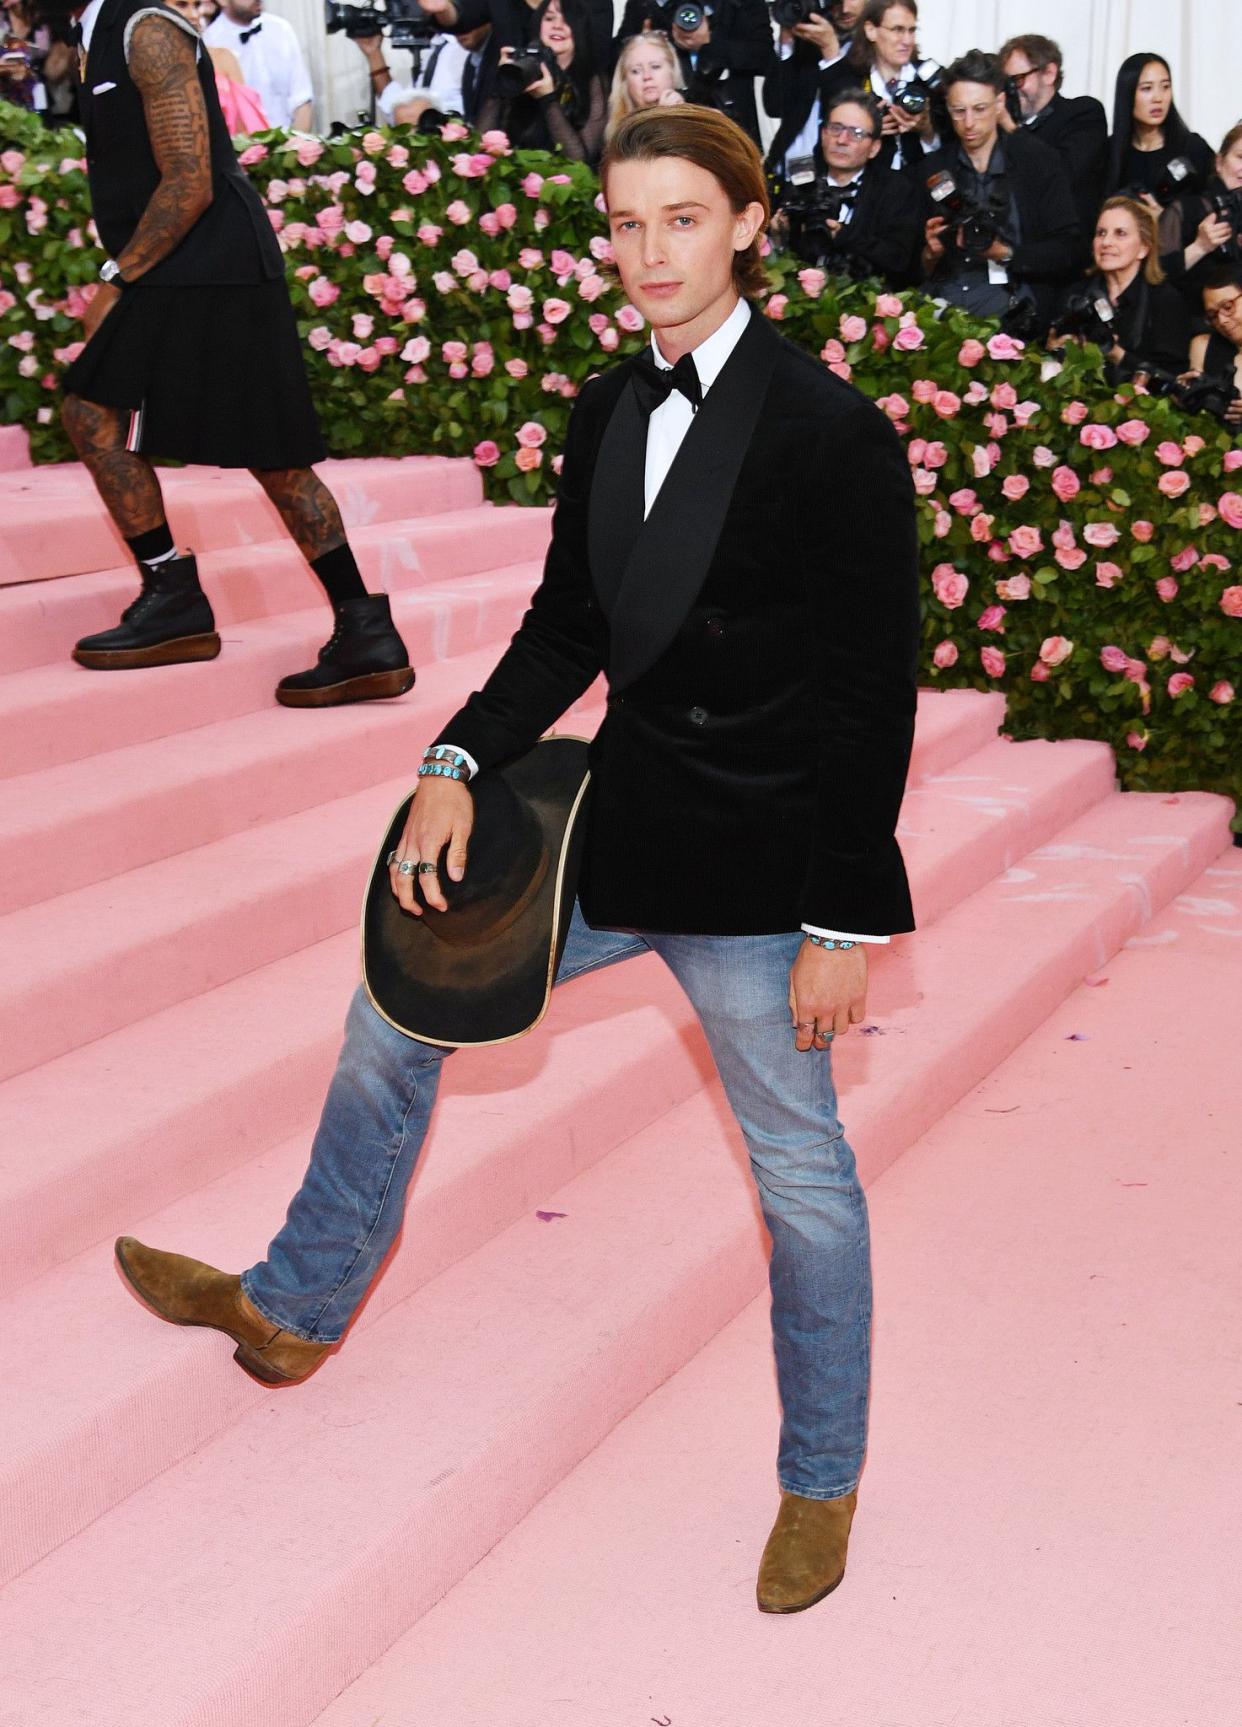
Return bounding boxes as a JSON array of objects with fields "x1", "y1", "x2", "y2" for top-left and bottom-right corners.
[
  {"x1": 62, "y1": 393, "x2": 167, "y2": 538},
  {"x1": 250, "y1": 467, "x2": 348, "y2": 562}
]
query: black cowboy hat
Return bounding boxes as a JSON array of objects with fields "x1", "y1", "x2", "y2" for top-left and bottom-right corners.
[{"x1": 361, "y1": 736, "x2": 592, "y2": 1048}]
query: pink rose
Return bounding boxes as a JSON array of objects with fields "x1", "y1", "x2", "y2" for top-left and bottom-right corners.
[
  {"x1": 1014, "y1": 401, "x2": 1040, "y2": 427},
  {"x1": 521, "y1": 172, "x2": 544, "y2": 198},
  {"x1": 417, "y1": 223, "x2": 443, "y2": 246},
  {"x1": 913, "y1": 469, "x2": 938, "y2": 497},
  {"x1": 1079, "y1": 423, "x2": 1118, "y2": 451},
  {"x1": 1210, "y1": 681, "x2": 1235, "y2": 704},
  {"x1": 969, "y1": 511, "x2": 995, "y2": 541},
  {"x1": 356, "y1": 346, "x2": 381, "y2": 373},
  {"x1": 766, "y1": 294, "x2": 788, "y2": 321},
  {"x1": 1039, "y1": 635, "x2": 1074, "y2": 667},
  {"x1": 1095, "y1": 562, "x2": 1123, "y2": 589},
  {"x1": 1131, "y1": 520, "x2": 1155, "y2": 543},
  {"x1": 933, "y1": 510, "x2": 952, "y2": 538},
  {"x1": 977, "y1": 605, "x2": 1006, "y2": 632},
  {"x1": 1008, "y1": 525, "x2": 1043, "y2": 559},
  {"x1": 871, "y1": 325, "x2": 890, "y2": 353},
  {"x1": 1030, "y1": 661, "x2": 1051, "y2": 682},
  {"x1": 1167, "y1": 672, "x2": 1195, "y2": 698},
  {"x1": 1148, "y1": 636, "x2": 1172, "y2": 661},
  {"x1": 1116, "y1": 419, "x2": 1150, "y2": 446},
  {"x1": 911, "y1": 378, "x2": 938, "y2": 404},
  {"x1": 307, "y1": 276, "x2": 339, "y2": 308},
  {"x1": 1083, "y1": 522, "x2": 1120, "y2": 548},
  {"x1": 0, "y1": 183, "x2": 25, "y2": 209},
  {"x1": 1055, "y1": 546, "x2": 1087, "y2": 571},
  {"x1": 1062, "y1": 400, "x2": 1089, "y2": 425},
  {"x1": 307, "y1": 326, "x2": 332, "y2": 352},
  {"x1": 616, "y1": 304, "x2": 645, "y2": 333},
  {"x1": 578, "y1": 273, "x2": 606, "y2": 303},
  {"x1": 996, "y1": 575, "x2": 1031, "y2": 601},
  {"x1": 1154, "y1": 576, "x2": 1179, "y2": 603},
  {"x1": 351, "y1": 313, "x2": 374, "y2": 340},
  {"x1": 980, "y1": 646, "x2": 1006, "y2": 678},
  {"x1": 599, "y1": 327, "x2": 620, "y2": 351},
  {"x1": 445, "y1": 200, "x2": 472, "y2": 226},
  {"x1": 839, "y1": 314, "x2": 867, "y2": 343},
  {"x1": 1200, "y1": 503, "x2": 1219, "y2": 527},
  {"x1": 504, "y1": 359, "x2": 528, "y2": 379},
  {"x1": 1100, "y1": 645, "x2": 1129, "y2": 674},
  {"x1": 948, "y1": 487, "x2": 979, "y2": 516},
  {"x1": 1155, "y1": 440, "x2": 1184, "y2": 467},
  {"x1": 987, "y1": 332, "x2": 1024, "y2": 360},
  {"x1": 1033, "y1": 445, "x2": 1056, "y2": 468},
  {"x1": 894, "y1": 324, "x2": 925, "y2": 352},
  {"x1": 991, "y1": 382, "x2": 1018, "y2": 411},
  {"x1": 1001, "y1": 474, "x2": 1030, "y2": 501},
  {"x1": 958, "y1": 338, "x2": 986, "y2": 367},
  {"x1": 1222, "y1": 449, "x2": 1242, "y2": 471},
  {"x1": 820, "y1": 339, "x2": 846, "y2": 365},
  {"x1": 295, "y1": 138, "x2": 324, "y2": 168},
  {"x1": 923, "y1": 440, "x2": 948, "y2": 469},
  {"x1": 481, "y1": 130, "x2": 512, "y2": 155},
  {"x1": 1202, "y1": 554, "x2": 1232, "y2": 571},
  {"x1": 931, "y1": 564, "x2": 969, "y2": 609},
  {"x1": 238, "y1": 143, "x2": 267, "y2": 166},
  {"x1": 1170, "y1": 546, "x2": 1199, "y2": 572},
  {"x1": 495, "y1": 203, "x2": 518, "y2": 230},
  {"x1": 932, "y1": 640, "x2": 958, "y2": 668},
  {"x1": 516, "y1": 421, "x2": 547, "y2": 449},
  {"x1": 1220, "y1": 585, "x2": 1242, "y2": 616},
  {"x1": 1158, "y1": 470, "x2": 1191, "y2": 498},
  {"x1": 932, "y1": 389, "x2": 962, "y2": 419},
  {"x1": 515, "y1": 446, "x2": 543, "y2": 473},
  {"x1": 477, "y1": 213, "x2": 501, "y2": 238},
  {"x1": 507, "y1": 284, "x2": 535, "y2": 313},
  {"x1": 971, "y1": 446, "x2": 995, "y2": 479},
  {"x1": 403, "y1": 169, "x2": 429, "y2": 197},
  {"x1": 1218, "y1": 492, "x2": 1242, "y2": 529},
  {"x1": 874, "y1": 293, "x2": 903, "y2": 317},
  {"x1": 797, "y1": 267, "x2": 827, "y2": 298}
]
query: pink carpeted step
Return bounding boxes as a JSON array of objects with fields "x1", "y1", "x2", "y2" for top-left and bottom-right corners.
[
  {"x1": 0, "y1": 456, "x2": 482, "y2": 591},
  {"x1": 0, "y1": 684, "x2": 996, "y2": 1083},
  {"x1": 0, "y1": 517, "x2": 553, "y2": 778},
  {"x1": 0, "y1": 791, "x2": 1227, "y2": 1725},
  {"x1": 0, "y1": 425, "x2": 31, "y2": 474},
  {"x1": 314, "y1": 848, "x2": 1242, "y2": 1727},
  {"x1": 0, "y1": 500, "x2": 551, "y2": 684},
  {"x1": 0, "y1": 781, "x2": 1226, "y2": 1594}
]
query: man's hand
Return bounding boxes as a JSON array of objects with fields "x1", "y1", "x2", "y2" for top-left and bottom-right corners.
[
  {"x1": 1194, "y1": 211, "x2": 1234, "y2": 256},
  {"x1": 658, "y1": 86, "x2": 686, "y2": 106},
  {"x1": 922, "y1": 213, "x2": 947, "y2": 267},
  {"x1": 81, "y1": 280, "x2": 121, "y2": 342},
  {"x1": 789, "y1": 941, "x2": 868, "y2": 1052},
  {"x1": 672, "y1": 18, "x2": 711, "y2": 52},
  {"x1": 389, "y1": 777, "x2": 474, "y2": 916},
  {"x1": 791, "y1": 12, "x2": 840, "y2": 57},
  {"x1": 419, "y1": 0, "x2": 459, "y2": 27},
  {"x1": 997, "y1": 99, "x2": 1018, "y2": 134},
  {"x1": 981, "y1": 235, "x2": 1012, "y2": 264}
]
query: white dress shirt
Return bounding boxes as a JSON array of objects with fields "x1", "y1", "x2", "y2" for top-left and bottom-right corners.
[
  {"x1": 203, "y1": 10, "x2": 312, "y2": 129},
  {"x1": 775, "y1": 38, "x2": 846, "y2": 176},
  {"x1": 445, "y1": 297, "x2": 887, "y2": 946},
  {"x1": 78, "y1": 0, "x2": 105, "y2": 50},
  {"x1": 377, "y1": 33, "x2": 467, "y2": 124}
]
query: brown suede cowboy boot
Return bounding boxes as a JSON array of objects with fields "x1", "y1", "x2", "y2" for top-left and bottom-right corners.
[
  {"x1": 756, "y1": 1488, "x2": 858, "y2": 1613},
  {"x1": 114, "y1": 1237, "x2": 331, "y2": 1386}
]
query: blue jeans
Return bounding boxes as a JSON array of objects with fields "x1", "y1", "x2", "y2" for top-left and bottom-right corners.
[{"x1": 243, "y1": 904, "x2": 873, "y2": 1499}]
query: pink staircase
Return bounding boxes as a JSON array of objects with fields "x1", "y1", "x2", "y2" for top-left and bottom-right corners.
[{"x1": 0, "y1": 457, "x2": 1235, "y2": 1727}]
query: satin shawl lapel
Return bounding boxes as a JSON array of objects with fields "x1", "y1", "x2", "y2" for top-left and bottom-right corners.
[
  {"x1": 586, "y1": 367, "x2": 647, "y2": 626},
  {"x1": 605, "y1": 311, "x2": 782, "y2": 693}
]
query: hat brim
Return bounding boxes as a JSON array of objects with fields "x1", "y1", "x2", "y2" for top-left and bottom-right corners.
[{"x1": 361, "y1": 736, "x2": 592, "y2": 1048}]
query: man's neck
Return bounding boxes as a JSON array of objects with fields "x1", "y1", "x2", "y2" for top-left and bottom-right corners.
[
  {"x1": 825, "y1": 165, "x2": 862, "y2": 185},
  {"x1": 653, "y1": 289, "x2": 740, "y2": 367},
  {"x1": 963, "y1": 135, "x2": 998, "y2": 173}
]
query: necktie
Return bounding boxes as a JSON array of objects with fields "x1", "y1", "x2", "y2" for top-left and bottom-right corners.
[
  {"x1": 67, "y1": 19, "x2": 82, "y2": 45},
  {"x1": 239, "y1": 21, "x2": 263, "y2": 44},
  {"x1": 631, "y1": 349, "x2": 703, "y2": 417}
]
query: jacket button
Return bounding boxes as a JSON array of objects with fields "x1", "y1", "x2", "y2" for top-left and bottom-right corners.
[
  {"x1": 705, "y1": 617, "x2": 724, "y2": 637},
  {"x1": 688, "y1": 705, "x2": 709, "y2": 727}
]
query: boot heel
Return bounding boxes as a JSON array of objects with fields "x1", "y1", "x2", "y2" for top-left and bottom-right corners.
[
  {"x1": 74, "y1": 631, "x2": 222, "y2": 670},
  {"x1": 275, "y1": 665, "x2": 415, "y2": 709},
  {"x1": 233, "y1": 1342, "x2": 290, "y2": 1385}
]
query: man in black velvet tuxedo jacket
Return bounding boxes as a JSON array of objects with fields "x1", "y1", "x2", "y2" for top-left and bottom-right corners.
[{"x1": 114, "y1": 106, "x2": 921, "y2": 1617}]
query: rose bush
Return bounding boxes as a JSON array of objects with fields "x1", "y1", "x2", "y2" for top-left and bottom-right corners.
[{"x1": 1, "y1": 100, "x2": 1239, "y2": 818}]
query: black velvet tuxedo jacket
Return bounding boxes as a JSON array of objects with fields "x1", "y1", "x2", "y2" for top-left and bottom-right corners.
[{"x1": 435, "y1": 310, "x2": 920, "y2": 938}]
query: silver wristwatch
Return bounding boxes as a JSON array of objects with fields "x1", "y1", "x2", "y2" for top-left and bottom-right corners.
[{"x1": 99, "y1": 258, "x2": 128, "y2": 287}]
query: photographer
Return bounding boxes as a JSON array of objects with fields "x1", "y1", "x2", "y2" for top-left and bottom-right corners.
[
  {"x1": 203, "y1": 0, "x2": 313, "y2": 130},
  {"x1": 606, "y1": 30, "x2": 685, "y2": 140},
  {"x1": 613, "y1": 0, "x2": 772, "y2": 145},
  {"x1": 762, "y1": 2, "x2": 864, "y2": 185},
  {"x1": 1186, "y1": 265, "x2": 1242, "y2": 426},
  {"x1": 1158, "y1": 124, "x2": 1242, "y2": 311},
  {"x1": 998, "y1": 34, "x2": 1107, "y2": 256},
  {"x1": 1105, "y1": 53, "x2": 1213, "y2": 207},
  {"x1": 846, "y1": 0, "x2": 940, "y2": 174},
  {"x1": 1, "y1": 0, "x2": 50, "y2": 110},
  {"x1": 1052, "y1": 197, "x2": 1189, "y2": 384},
  {"x1": 918, "y1": 49, "x2": 1078, "y2": 330},
  {"x1": 420, "y1": 0, "x2": 611, "y2": 112},
  {"x1": 475, "y1": 0, "x2": 605, "y2": 165},
  {"x1": 351, "y1": 23, "x2": 476, "y2": 125},
  {"x1": 774, "y1": 90, "x2": 920, "y2": 285}
]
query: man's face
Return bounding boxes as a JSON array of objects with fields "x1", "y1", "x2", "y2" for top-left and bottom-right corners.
[
  {"x1": 1002, "y1": 51, "x2": 1056, "y2": 119},
  {"x1": 946, "y1": 80, "x2": 1002, "y2": 153},
  {"x1": 1204, "y1": 282, "x2": 1242, "y2": 347},
  {"x1": 605, "y1": 155, "x2": 764, "y2": 339},
  {"x1": 821, "y1": 103, "x2": 880, "y2": 176},
  {"x1": 832, "y1": 0, "x2": 864, "y2": 28},
  {"x1": 224, "y1": 0, "x2": 263, "y2": 22}
]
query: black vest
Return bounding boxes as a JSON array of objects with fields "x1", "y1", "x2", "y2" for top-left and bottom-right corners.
[{"x1": 78, "y1": 0, "x2": 283, "y2": 286}]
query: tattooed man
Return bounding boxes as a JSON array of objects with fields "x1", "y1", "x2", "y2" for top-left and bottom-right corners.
[{"x1": 61, "y1": 0, "x2": 413, "y2": 706}]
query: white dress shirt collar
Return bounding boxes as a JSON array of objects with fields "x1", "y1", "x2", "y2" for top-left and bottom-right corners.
[
  {"x1": 79, "y1": 0, "x2": 106, "y2": 51},
  {"x1": 650, "y1": 295, "x2": 751, "y2": 393}
]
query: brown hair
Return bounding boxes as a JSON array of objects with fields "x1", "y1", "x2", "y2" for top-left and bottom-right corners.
[
  {"x1": 1096, "y1": 195, "x2": 1165, "y2": 285},
  {"x1": 1219, "y1": 121, "x2": 1242, "y2": 161},
  {"x1": 998, "y1": 33, "x2": 1064, "y2": 89},
  {"x1": 849, "y1": 0, "x2": 918, "y2": 73},
  {"x1": 605, "y1": 32, "x2": 686, "y2": 142},
  {"x1": 600, "y1": 106, "x2": 770, "y2": 300}
]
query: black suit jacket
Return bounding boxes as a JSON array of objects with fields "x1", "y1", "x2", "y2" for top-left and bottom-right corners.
[
  {"x1": 1025, "y1": 92, "x2": 1108, "y2": 258},
  {"x1": 435, "y1": 312, "x2": 920, "y2": 937},
  {"x1": 917, "y1": 130, "x2": 1080, "y2": 326},
  {"x1": 792, "y1": 161, "x2": 923, "y2": 286}
]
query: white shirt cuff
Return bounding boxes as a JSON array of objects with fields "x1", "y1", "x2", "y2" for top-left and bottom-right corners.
[
  {"x1": 430, "y1": 743, "x2": 479, "y2": 780},
  {"x1": 801, "y1": 925, "x2": 890, "y2": 944}
]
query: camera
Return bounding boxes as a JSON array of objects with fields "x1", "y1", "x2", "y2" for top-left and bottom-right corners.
[
  {"x1": 782, "y1": 177, "x2": 866, "y2": 269},
  {"x1": 926, "y1": 169, "x2": 1009, "y2": 259},
  {"x1": 771, "y1": 0, "x2": 818, "y2": 27},
  {"x1": 1120, "y1": 154, "x2": 1202, "y2": 210},
  {"x1": 324, "y1": 0, "x2": 437, "y2": 50},
  {"x1": 1003, "y1": 74, "x2": 1023, "y2": 126},
  {"x1": 651, "y1": 0, "x2": 706, "y2": 31},
  {"x1": 1206, "y1": 186, "x2": 1242, "y2": 259},
  {"x1": 1056, "y1": 285, "x2": 1118, "y2": 349},
  {"x1": 495, "y1": 41, "x2": 560, "y2": 97},
  {"x1": 1169, "y1": 370, "x2": 1238, "y2": 423},
  {"x1": 890, "y1": 70, "x2": 940, "y2": 118}
]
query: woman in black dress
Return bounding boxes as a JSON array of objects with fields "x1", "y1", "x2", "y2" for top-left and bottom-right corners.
[
  {"x1": 1053, "y1": 195, "x2": 1190, "y2": 384},
  {"x1": 1188, "y1": 265, "x2": 1242, "y2": 427},
  {"x1": 478, "y1": 0, "x2": 606, "y2": 166},
  {"x1": 1159, "y1": 122, "x2": 1242, "y2": 309},
  {"x1": 1105, "y1": 52, "x2": 1213, "y2": 207}
]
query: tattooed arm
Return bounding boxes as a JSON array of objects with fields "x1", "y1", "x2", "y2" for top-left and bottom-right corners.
[{"x1": 116, "y1": 17, "x2": 213, "y2": 281}]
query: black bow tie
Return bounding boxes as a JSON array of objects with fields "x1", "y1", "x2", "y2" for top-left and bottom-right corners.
[
  {"x1": 631, "y1": 349, "x2": 703, "y2": 417},
  {"x1": 239, "y1": 21, "x2": 263, "y2": 43}
]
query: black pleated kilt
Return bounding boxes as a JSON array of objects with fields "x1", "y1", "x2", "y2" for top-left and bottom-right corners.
[{"x1": 62, "y1": 277, "x2": 327, "y2": 469}]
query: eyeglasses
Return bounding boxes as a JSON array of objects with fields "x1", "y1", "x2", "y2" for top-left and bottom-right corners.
[
  {"x1": 825, "y1": 120, "x2": 875, "y2": 141},
  {"x1": 1007, "y1": 64, "x2": 1048, "y2": 86},
  {"x1": 1206, "y1": 290, "x2": 1242, "y2": 324}
]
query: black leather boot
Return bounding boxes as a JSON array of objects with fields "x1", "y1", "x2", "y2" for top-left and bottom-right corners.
[
  {"x1": 275, "y1": 594, "x2": 415, "y2": 708},
  {"x1": 73, "y1": 553, "x2": 221, "y2": 670}
]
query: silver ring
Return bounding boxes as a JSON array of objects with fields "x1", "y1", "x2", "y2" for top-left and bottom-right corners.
[
  {"x1": 397, "y1": 859, "x2": 416, "y2": 876},
  {"x1": 417, "y1": 861, "x2": 438, "y2": 875}
]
